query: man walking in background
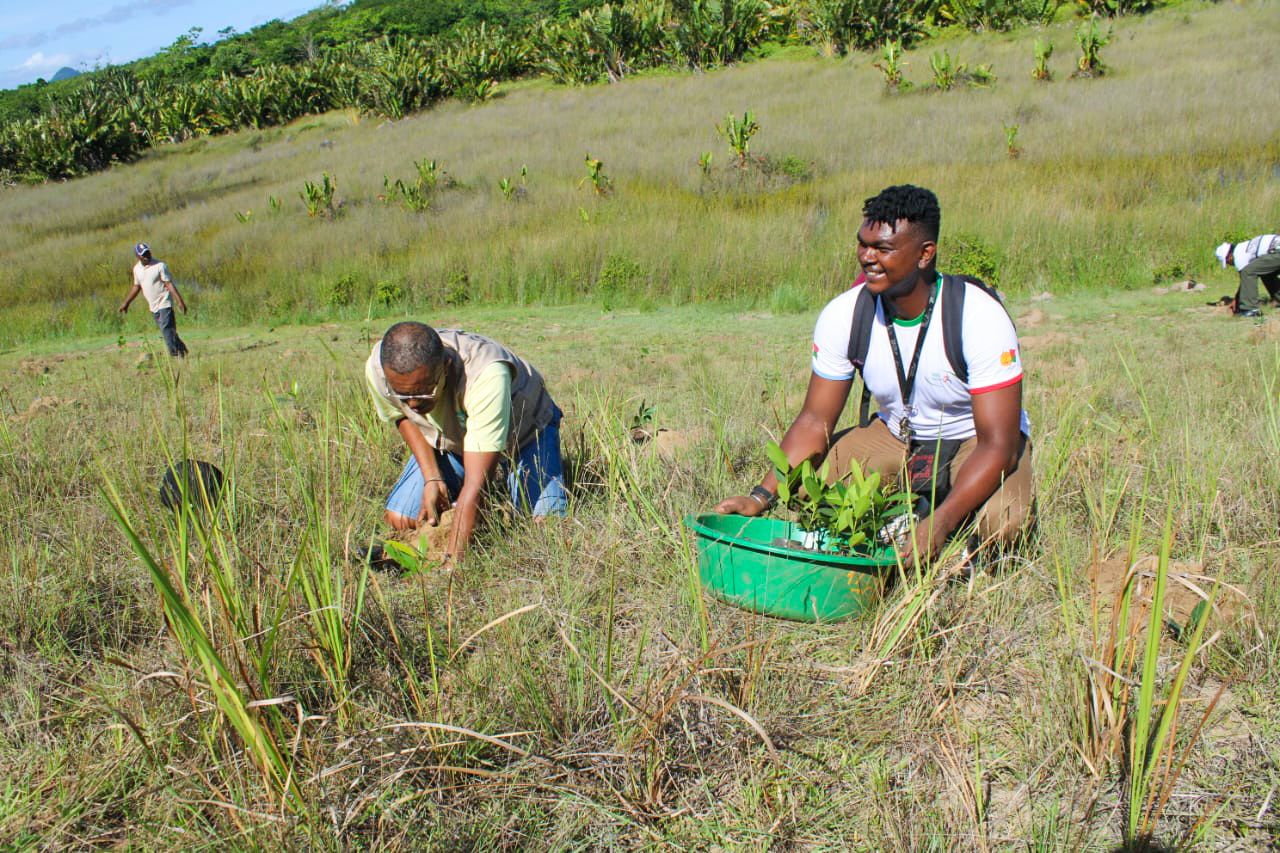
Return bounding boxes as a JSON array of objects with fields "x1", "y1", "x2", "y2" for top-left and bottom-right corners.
[
  {"x1": 1216, "y1": 234, "x2": 1280, "y2": 318},
  {"x1": 119, "y1": 242, "x2": 189, "y2": 357}
]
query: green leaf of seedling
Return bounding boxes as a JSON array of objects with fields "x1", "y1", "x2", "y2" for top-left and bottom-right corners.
[
  {"x1": 382, "y1": 539, "x2": 425, "y2": 573},
  {"x1": 882, "y1": 500, "x2": 909, "y2": 519},
  {"x1": 802, "y1": 474, "x2": 822, "y2": 501},
  {"x1": 776, "y1": 478, "x2": 791, "y2": 503},
  {"x1": 765, "y1": 441, "x2": 789, "y2": 474}
]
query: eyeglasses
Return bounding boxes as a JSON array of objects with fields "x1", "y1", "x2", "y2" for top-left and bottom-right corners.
[
  {"x1": 389, "y1": 373, "x2": 442, "y2": 404},
  {"x1": 391, "y1": 391, "x2": 438, "y2": 403}
]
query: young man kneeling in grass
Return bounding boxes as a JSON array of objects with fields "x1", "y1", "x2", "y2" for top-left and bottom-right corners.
[
  {"x1": 365, "y1": 322, "x2": 568, "y2": 566},
  {"x1": 715, "y1": 185, "x2": 1034, "y2": 565}
]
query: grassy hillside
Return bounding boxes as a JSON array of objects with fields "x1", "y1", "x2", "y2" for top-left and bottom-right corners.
[
  {"x1": 2, "y1": 0, "x2": 1276, "y2": 350},
  {"x1": 2, "y1": 1, "x2": 1280, "y2": 849}
]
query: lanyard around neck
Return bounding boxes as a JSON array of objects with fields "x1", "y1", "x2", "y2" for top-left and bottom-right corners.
[{"x1": 883, "y1": 280, "x2": 938, "y2": 440}]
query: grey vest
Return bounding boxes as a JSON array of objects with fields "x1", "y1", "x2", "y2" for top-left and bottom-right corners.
[{"x1": 369, "y1": 330, "x2": 556, "y2": 456}]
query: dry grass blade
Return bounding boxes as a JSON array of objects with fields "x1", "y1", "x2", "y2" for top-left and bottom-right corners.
[
  {"x1": 449, "y1": 601, "x2": 543, "y2": 662},
  {"x1": 679, "y1": 692, "x2": 781, "y2": 767},
  {"x1": 934, "y1": 731, "x2": 988, "y2": 853},
  {"x1": 853, "y1": 557, "x2": 965, "y2": 693},
  {"x1": 245, "y1": 696, "x2": 299, "y2": 709},
  {"x1": 555, "y1": 624, "x2": 651, "y2": 724},
  {"x1": 380, "y1": 722, "x2": 543, "y2": 762},
  {"x1": 1144, "y1": 679, "x2": 1231, "y2": 832}
]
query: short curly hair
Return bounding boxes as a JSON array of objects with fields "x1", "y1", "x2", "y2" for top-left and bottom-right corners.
[
  {"x1": 380, "y1": 322, "x2": 444, "y2": 374},
  {"x1": 861, "y1": 185, "x2": 940, "y2": 242}
]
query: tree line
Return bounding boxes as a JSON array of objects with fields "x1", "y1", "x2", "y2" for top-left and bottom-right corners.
[{"x1": 0, "y1": 0, "x2": 1160, "y2": 182}]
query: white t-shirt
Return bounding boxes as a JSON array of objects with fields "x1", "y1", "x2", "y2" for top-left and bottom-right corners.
[
  {"x1": 1231, "y1": 235, "x2": 1280, "y2": 270},
  {"x1": 133, "y1": 260, "x2": 173, "y2": 312},
  {"x1": 811, "y1": 279, "x2": 1030, "y2": 441}
]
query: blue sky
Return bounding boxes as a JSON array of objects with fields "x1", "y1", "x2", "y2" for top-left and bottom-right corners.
[{"x1": 1, "y1": 0, "x2": 321, "y2": 90}]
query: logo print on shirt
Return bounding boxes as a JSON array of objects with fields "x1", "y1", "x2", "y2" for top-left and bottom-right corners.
[{"x1": 1000, "y1": 348, "x2": 1018, "y2": 366}]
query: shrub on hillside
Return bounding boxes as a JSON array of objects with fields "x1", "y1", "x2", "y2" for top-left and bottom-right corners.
[
  {"x1": 935, "y1": 0, "x2": 1063, "y2": 32},
  {"x1": 598, "y1": 254, "x2": 643, "y2": 306},
  {"x1": 443, "y1": 270, "x2": 472, "y2": 306},
  {"x1": 943, "y1": 233, "x2": 1002, "y2": 288},
  {"x1": 328, "y1": 274, "x2": 362, "y2": 308},
  {"x1": 797, "y1": 0, "x2": 930, "y2": 55},
  {"x1": 376, "y1": 279, "x2": 407, "y2": 305}
]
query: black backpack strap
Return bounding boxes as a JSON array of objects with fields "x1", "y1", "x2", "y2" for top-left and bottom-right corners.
[
  {"x1": 940, "y1": 274, "x2": 969, "y2": 384},
  {"x1": 939, "y1": 273, "x2": 1007, "y2": 384},
  {"x1": 845, "y1": 286, "x2": 878, "y2": 427}
]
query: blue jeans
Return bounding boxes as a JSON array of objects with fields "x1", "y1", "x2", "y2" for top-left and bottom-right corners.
[
  {"x1": 386, "y1": 406, "x2": 568, "y2": 518},
  {"x1": 153, "y1": 307, "x2": 188, "y2": 357}
]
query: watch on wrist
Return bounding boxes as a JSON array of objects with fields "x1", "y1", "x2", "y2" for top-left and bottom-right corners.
[{"x1": 749, "y1": 485, "x2": 778, "y2": 511}]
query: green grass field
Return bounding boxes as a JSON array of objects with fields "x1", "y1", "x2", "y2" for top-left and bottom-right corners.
[{"x1": 2, "y1": 0, "x2": 1280, "y2": 848}]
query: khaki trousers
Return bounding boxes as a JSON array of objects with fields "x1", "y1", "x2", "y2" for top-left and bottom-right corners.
[
  {"x1": 823, "y1": 418, "x2": 1036, "y2": 546},
  {"x1": 1235, "y1": 249, "x2": 1280, "y2": 313}
]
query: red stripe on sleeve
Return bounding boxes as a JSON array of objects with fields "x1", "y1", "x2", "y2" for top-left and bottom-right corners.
[{"x1": 970, "y1": 375, "x2": 1023, "y2": 394}]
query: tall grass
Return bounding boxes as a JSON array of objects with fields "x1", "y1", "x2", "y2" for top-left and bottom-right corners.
[
  {"x1": 2, "y1": 298, "x2": 1274, "y2": 846},
  {"x1": 1, "y1": 2, "x2": 1277, "y2": 347}
]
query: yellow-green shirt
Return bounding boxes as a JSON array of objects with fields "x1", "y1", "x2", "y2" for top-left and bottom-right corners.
[{"x1": 366, "y1": 358, "x2": 512, "y2": 453}]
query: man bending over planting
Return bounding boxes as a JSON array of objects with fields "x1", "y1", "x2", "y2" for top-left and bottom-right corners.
[
  {"x1": 366, "y1": 322, "x2": 568, "y2": 565},
  {"x1": 1215, "y1": 234, "x2": 1280, "y2": 318},
  {"x1": 715, "y1": 184, "x2": 1034, "y2": 564}
]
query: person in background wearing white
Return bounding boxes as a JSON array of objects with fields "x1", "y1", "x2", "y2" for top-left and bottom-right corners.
[{"x1": 1216, "y1": 234, "x2": 1280, "y2": 319}]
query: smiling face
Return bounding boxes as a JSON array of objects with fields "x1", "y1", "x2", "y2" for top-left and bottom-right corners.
[
  {"x1": 384, "y1": 362, "x2": 445, "y2": 416},
  {"x1": 856, "y1": 218, "x2": 937, "y2": 299}
]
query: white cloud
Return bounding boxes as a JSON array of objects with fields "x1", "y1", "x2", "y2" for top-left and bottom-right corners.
[
  {"x1": 18, "y1": 51, "x2": 74, "y2": 72},
  {"x1": 0, "y1": 0, "x2": 196, "y2": 51}
]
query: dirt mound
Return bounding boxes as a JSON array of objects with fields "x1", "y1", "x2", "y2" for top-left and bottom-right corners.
[
  {"x1": 1019, "y1": 332, "x2": 1067, "y2": 350},
  {"x1": 1088, "y1": 553, "x2": 1250, "y2": 637},
  {"x1": 1016, "y1": 308, "x2": 1048, "y2": 328},
  {"x1": 20, "y1": 356, "x2": 63, "y2": 375},
  {"x1": 398, "y1": 509, "x2": 454, "y2": 562},
  {"x1": 631, "y1": 427, "x2": 707, "y2": 460},
  {"x1": 19, "y1": 395, "x2": 77, "y2": 419},
  {"x1": 1248, "y1": 322, "x2": 1280, "y2": 343},
  {"x1": 1152, "y1": 280, "x2": 1205, "y2": 294}
]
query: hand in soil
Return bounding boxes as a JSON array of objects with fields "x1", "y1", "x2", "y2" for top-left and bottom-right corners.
[{"x1": 419, "y1": 479, "x2": 451, "y2": 526}]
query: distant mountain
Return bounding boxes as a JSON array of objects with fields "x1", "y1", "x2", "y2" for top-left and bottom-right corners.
[{"x1": 50, "y1": 67, "x2": 80, "y2": 82}]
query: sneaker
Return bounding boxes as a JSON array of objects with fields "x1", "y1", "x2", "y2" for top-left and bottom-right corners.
[{"x1": 1234, "y1": 308, "x2": 1262, "y2": 318}]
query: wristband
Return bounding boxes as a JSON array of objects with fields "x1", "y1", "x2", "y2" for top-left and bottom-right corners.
[{"x1": 749, "y1": 485, "x2": 777, "y2": 510}]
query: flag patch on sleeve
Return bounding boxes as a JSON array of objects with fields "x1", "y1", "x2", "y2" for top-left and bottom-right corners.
[{"x1": 999, "y1": 348, "x2": 1018, "y2": 366}]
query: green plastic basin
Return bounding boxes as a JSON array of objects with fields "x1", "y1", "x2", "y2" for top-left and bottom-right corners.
[{"x1": 685, "y1": 512, "x2": 898, "y2": 623}]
